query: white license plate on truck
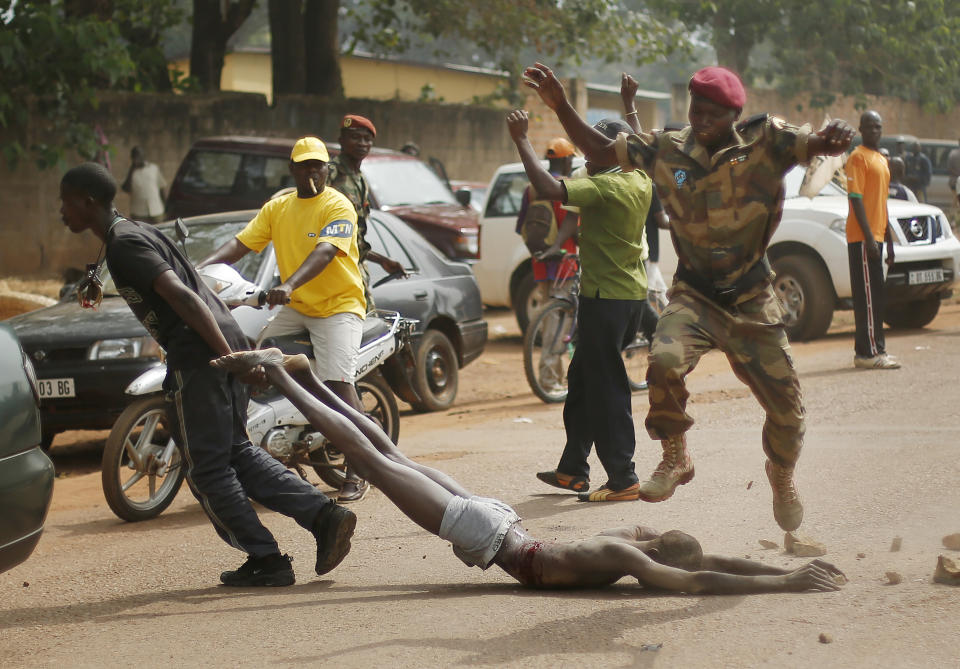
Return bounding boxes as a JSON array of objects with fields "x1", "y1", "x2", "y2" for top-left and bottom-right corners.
[
  {"x1": 38, "y1": 378, "x2": 76, "y2": 398},
  {"x1": 908, "y1": 268, "x2": 944, "y2": 285}
]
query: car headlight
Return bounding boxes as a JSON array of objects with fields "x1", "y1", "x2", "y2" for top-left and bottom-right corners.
[
  {"x1": 88, "y1": 336, "x2": 163, "y2": 360},
  {"x1": 940, "y1": 214, "x2": 954, "y2": 239},
  {"x1": 21, "y1": 348, "x2": 40, "y2": 404},
  {"x1": 828, "y1": 217, "x2": 847, "y2": 237}
]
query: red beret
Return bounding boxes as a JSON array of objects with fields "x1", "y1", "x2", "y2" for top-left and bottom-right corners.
[
  {"x1": 341, "y1": 114, "x2": 376, "y2": 138},
  {"x1": 688, "y1": 67, "x2": 746, "y2": 110}
]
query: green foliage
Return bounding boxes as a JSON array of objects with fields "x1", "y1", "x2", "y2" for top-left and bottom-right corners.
[
  {"x1": 0, "y1": 0, "x2": 185, "y2": 170},
  {"x1": 645, "y1": 0, "x2": 960, "y2": 112},
  {"x1": 766, "y1": 0, "x2": 960, "y2": 112},
  {"x1": 344, "y1": 0, "x2": 689, "y2": 105}
]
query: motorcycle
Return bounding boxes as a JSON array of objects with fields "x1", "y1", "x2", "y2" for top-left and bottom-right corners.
[{"x1": 101, "y1": 261, "x2": 419, "y2": 522}]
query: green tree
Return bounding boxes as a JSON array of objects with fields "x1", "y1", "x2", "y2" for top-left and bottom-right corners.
[
  {"x1": 0, "y1": 1, "x2": 136, "y2": 168},
  {"x1": 190, "y1": 0, "x2": 256, "y2": 92},
  {"x1": 767, "y1": 0, "x2": 960, "y2": 112},
  {"x1": 645, "y1": 0, "x2": 783, "y2": 78},
  {"x1": 342, "y1": 0, "x2": 689, "y2": 105}
]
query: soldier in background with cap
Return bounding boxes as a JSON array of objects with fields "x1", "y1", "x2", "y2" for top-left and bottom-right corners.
[
  {"x1": 200, "y1": 135, "x2": 372, "y2": 502},
  {"x1": 522, "y1": 62, "x2": 855, "y2": 530},
  {"x1": 328, "y1": 114, "x2": 406, "y2": 311}
]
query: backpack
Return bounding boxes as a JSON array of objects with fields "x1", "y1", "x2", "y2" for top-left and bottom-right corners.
[{"x1": 520, "y1": 198, "x2": 559, "y2": 255}]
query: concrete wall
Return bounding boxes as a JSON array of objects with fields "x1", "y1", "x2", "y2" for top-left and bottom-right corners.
[{"x1": 0, "y1": 90, "x2": 557, "y2": 278}]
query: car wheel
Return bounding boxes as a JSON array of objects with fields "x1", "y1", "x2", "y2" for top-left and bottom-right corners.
[
  {"x1": 102, "y1": 395, "x2": 184, "y2": 522},
  {"x1": 884, "y1": 296, "x2": 941, "y2": 329},
  {"x1": 771, "y1": 255, "x2": 834, "y2": 341},
  {"x1": 514, "y1": 271, "x2": 550, "y2": 334},
  {"x1": 410, "y1": 329, "x2": 459, "y2": 412}
]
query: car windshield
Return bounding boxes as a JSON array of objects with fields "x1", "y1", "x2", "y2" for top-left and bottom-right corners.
[
  {"x1": 784, "y1": 165, "x2": 847, "y2": 199},
  {"x1": 362, "y1": 159, "x2": 458, "y2": 207},
  {"x1": 101, "y1": 220, "x2": 261, "y2": 294}
]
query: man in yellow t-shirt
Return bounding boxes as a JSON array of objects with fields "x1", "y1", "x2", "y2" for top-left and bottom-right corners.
[
  {"x1": 200, "y1": 136, "x2": 371, "y2": 501},
  {"x1": 846, "y1": 111, "x2": 899, "y2": 370}
]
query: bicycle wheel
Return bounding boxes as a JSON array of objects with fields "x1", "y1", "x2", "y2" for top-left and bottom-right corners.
[
  {"x1": 621, "y1": 330, "x2": 650, "y2": 391},
  {"x1": 523, "y1": 300, "x2": 576, "y2": 403}
]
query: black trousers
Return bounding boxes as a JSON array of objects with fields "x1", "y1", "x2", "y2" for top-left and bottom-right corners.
[
  {"x1": 165, "y1": 366, "x2": 333, "y2": 557},
  {"x1": 557, "y1": 296, "x2": 644, "y2": 490},
  {"x1": 847, "y1": 241, "x2": 887, "y2": 358}
]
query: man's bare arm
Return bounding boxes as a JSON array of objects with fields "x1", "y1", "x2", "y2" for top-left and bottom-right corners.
[
  {"x1": 266, "y1": 242, "x2": 338, "y2": 307},
  {"x1": 621, "y1": 73, "x2": 642, "y2": 134},
  {"x1": 506, "y1": 110, "x2": 565, "y2": 202},
  {"x1": 849, "y1": 198, "x2": 882, "y2": 261},
  {"x1": 523, "y1": 63, "x2": 618, "y2": 166},
  {"x1": 635, "y1": 558, "x2": 842, "y2": 594},
  {"x1": 197, "y1": 237, "x2": 253, "y2": 269},
  {"x1": 153, "y1": 270, "x2": 234, "y2": 357},
  {"x1": 700, "y1": 554, "x2": 789, "y2": 576}
]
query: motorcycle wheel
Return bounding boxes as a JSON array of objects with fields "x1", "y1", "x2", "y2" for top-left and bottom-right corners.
[
  {"x1": 312, "y1": 373, "x2": 400, "y2": 489},
  {"x1": 102, "y1": 395, "x2": 185, "y2": 522}
]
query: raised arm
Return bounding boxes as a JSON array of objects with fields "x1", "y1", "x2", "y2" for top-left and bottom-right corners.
[
  {"x1": 621, "y1": 73, "x2": 641, "y2": 134},
  {"x1": 807, "y1": 119, "x2": 856, "y2": 158},
  {"x1": 506, "y1": 110, "x2": 566, "y2": 202},
  {"x1": 523, "y1": 63, "x2": 618, "y2": 167}
]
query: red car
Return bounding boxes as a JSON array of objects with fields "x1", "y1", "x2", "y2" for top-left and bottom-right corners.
[{"x1": 165, "y1": 136, "x2": 480, "y2": 261}]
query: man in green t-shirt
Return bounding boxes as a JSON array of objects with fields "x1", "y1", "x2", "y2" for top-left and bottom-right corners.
[{"x1": 508, "y1": 111, "x2": 651, "y2": 502}]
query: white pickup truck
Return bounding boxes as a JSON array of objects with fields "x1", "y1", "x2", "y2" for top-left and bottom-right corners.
[{"x1": 473, "y1": 161, "x2": 960, "y2": 340}]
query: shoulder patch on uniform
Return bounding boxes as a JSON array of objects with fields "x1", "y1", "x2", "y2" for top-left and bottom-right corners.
[
  {"x1": 736, "y1": 113, "x2": 769, "y2": 132},
  {"x1": 673, "y1": 168, "x2": 689, "y2": 187}
]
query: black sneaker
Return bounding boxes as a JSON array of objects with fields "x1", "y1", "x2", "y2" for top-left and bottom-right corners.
[
  {"x1": 220, "y1": 553, "x2": 295, "y2": 587},
  {"x1": 312, "y1": 504, "x2": 357, "y2": 575}
]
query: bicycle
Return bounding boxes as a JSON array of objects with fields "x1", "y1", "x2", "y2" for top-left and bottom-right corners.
[{"x1": 523, "y1": 253, "x2": 659, "y2": 403}]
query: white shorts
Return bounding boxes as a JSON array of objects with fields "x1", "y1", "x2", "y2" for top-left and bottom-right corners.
[
  {"x1": 438, "y1": 496, "x2": 520, "y2": 570},
  {"x1": 258, "y1": 307, "x2": 363, "y2": 383}
]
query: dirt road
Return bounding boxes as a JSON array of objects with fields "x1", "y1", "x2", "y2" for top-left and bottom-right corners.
[{"x1": 3, "y1": 306, "x2": 959, "y2": 668}]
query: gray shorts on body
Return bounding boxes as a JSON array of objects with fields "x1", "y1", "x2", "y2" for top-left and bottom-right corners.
[
  {"x1": 438, "y1": 496, "x2": 520, "y2": 569},
  {"x1": 258, "y1": 306, "x2": 363, "y2": 383}
]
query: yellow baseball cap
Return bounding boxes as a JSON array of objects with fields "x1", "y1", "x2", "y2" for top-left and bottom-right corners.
[{"x1": 290, "y1": 136, "x2": 329, "y2": 163}]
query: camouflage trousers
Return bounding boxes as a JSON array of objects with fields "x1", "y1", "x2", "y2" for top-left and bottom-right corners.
[
  {"x1": 644, "y1": 282, "x2": 805, "y2": 468},
  {"x1": 360, "y1": 260, "x2": 374, "y2": 312}
]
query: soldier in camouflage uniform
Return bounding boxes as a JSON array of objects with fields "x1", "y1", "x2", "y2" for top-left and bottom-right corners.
[
  {"x1": 522, "y1": 63, "x2": 855, "y2": 531},
  {"x1": 328, "y1": 114, "x2": 405, "y2": 310}
]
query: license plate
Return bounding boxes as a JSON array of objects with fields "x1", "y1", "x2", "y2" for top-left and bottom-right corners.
[
  {"x1": 908, "y1": 268, "x2": 944, "y2": 285},
  {"x1": 37, "y1": 378, "x2": 75, "y2": 399}
]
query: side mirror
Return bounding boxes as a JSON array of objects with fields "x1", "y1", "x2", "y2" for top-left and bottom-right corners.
[
  {"x1": 175, "y1": 217, "x2": 190, "y2": 242},
  {"x1": 175, "y1": 217, "x2": 190, "y2": 259},
  {"x1": 455, "y1": 188, "x2": 472, "y2": 208}
]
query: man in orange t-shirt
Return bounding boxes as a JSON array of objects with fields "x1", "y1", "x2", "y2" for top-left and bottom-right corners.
[{"x1": 846, "y1": 110, "x2": 899, "y2": 369}]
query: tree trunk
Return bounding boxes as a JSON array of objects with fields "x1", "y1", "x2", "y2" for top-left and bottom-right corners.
[
  {"x1": 190, "y1": 0, "x2": 256, "y2": 93},
  {"x1": 269, "y1": 0, "x2": 307, "y2": 100},
  {"x1": 304, "y1": 0, "x2": 343, "y2": 98}
]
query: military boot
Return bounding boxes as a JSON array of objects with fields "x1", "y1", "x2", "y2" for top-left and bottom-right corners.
[
  {"x1": 765, "y1": 460, "x2": 803, "y2": 531},
  {"x1": 637, "y1": 435, "x2": 694, "y2": 502}
]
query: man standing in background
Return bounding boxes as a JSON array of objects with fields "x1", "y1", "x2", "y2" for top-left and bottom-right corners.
[
  {"x1": 846, "y1": 111, "x2": 899, "y2": 370},
  {"x1": 122, "y1": 146, "x2": 166, "y2": 224}
]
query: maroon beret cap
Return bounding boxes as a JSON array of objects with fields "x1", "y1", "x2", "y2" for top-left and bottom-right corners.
[
  {"x1": 688, "y1": 66, "x2": 746, "y2": 110},
  {"x1": 341, "y1": 114, "x2": 376, "y2": 138}
]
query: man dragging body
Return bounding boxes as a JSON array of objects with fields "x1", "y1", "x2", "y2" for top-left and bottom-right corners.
[{"x1": 212, "y1": 348, "x2": 845, "y2": 595}]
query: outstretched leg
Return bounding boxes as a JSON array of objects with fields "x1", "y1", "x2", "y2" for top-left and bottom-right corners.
[{"x1": 213, "y1": 350, "x2": 466, "y2": 533}]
